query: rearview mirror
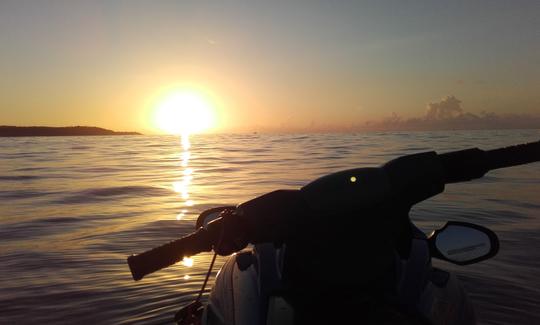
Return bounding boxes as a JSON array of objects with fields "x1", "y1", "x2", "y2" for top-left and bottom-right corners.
[
  {"x1": 428, "y1": 221, "x2": 499, "y2": 265},
  {"x1": 195, "y1": 206, "x2": 236, "y2": 230}
]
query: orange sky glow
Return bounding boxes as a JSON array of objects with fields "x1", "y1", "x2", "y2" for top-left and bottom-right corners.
[{"x1": 0, "y1": 1, "x2": 538, "y2": 134}]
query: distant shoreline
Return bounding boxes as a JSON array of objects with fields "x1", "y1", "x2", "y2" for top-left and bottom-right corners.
[{"x1": 0, "y1": 126, "x2": 141, "y2": 137}]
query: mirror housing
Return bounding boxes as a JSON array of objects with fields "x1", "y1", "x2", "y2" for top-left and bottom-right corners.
[{"x1": 428, "y1": 221, "x2": 499, "y2": 265}]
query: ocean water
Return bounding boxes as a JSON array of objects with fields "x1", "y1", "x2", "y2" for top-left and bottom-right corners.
[{"x1": 0, "y1": 130, "x2": 539, "y2": 325}]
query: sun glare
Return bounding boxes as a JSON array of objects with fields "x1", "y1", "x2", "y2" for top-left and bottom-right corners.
[{"x1": 154, "y1": 91, "x2": 215, "y2": 135}]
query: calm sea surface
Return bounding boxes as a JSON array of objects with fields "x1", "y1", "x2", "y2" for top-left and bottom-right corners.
[{"x1": 1, "y1": 130, "x2": 539, "y2": 325}]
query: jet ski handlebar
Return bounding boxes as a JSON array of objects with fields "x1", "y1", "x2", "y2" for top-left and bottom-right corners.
[
  {"x1": 128, "y1": 228, "x2": 215, "y2": 281},
  {"x1": 485, "y1": 140, "x2": 540, "y2": 171},
  {"x1": 128, "y1": 213, "x2": 243, "y2": 281},
  {"x1": 439, "y1": 140, "x2": 540, "y2": 183},
  {"x1": 127, "y1": 140, "x2": 539, "y2": 281}
]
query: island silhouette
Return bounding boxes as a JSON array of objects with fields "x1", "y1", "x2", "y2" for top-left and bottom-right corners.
[{"x1": 0, "y1": 126, "x2": 141, "y2": 137}]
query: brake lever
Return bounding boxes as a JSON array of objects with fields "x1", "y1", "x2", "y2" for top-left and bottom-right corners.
[{"x1": 208, "y1": 209, "x2": 250, "y2": 256}]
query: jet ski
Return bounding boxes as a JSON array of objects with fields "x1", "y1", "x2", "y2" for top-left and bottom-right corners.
[{"x1": 127, "y1": 140, "x2": 540, "y2": 325}]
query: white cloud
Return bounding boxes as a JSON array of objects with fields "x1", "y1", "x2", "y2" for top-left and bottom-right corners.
[
  {"x1": 357, "y1": 96, "x2": 540, "y2": 131},
  {"x1": 425, "y1": 95, "x2": 463, "y2": 120}
]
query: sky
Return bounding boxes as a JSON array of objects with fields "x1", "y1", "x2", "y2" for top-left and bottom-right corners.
[{"x1": 0, "y1": 0, "x2": 538, "y2": 133}]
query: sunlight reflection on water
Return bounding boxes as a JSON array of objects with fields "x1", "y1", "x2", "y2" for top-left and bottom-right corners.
[{"x1": 181, "y1": 257, "x2": 194, "y2": 268}]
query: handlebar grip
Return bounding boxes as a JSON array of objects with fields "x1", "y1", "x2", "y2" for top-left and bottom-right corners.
[
  {"x1": 486, "y1": 140, "x2": 540, "y2": 171},
  {"x1": 127, "y1": 229, "x2": 213, "y2": 281},
  {"x1": 439, "y1": 140, "x2": 540, "y2": 183}
]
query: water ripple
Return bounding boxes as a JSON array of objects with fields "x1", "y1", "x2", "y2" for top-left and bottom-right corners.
[
  {"x1": 53, "y1": 186, "x2": 172, "y2": 204},
  {"x1": 0, "y1": 175, "x2": 41, "y2": 181}
]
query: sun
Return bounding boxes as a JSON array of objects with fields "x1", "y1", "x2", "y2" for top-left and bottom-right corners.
[{"x1": 154, "y1": 90, "x2": 215, "y2": 135}]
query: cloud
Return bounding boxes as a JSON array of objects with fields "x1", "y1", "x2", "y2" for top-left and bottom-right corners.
[
  {"x1": 245, "y1": 96, "x2": 538, "y2": 133},
  {"x1": 357, "y1": 95, "x2": 540, "y2": 131},
  {"x1": 425, "y1": 95, "x2": 463, "y2": 120}
]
